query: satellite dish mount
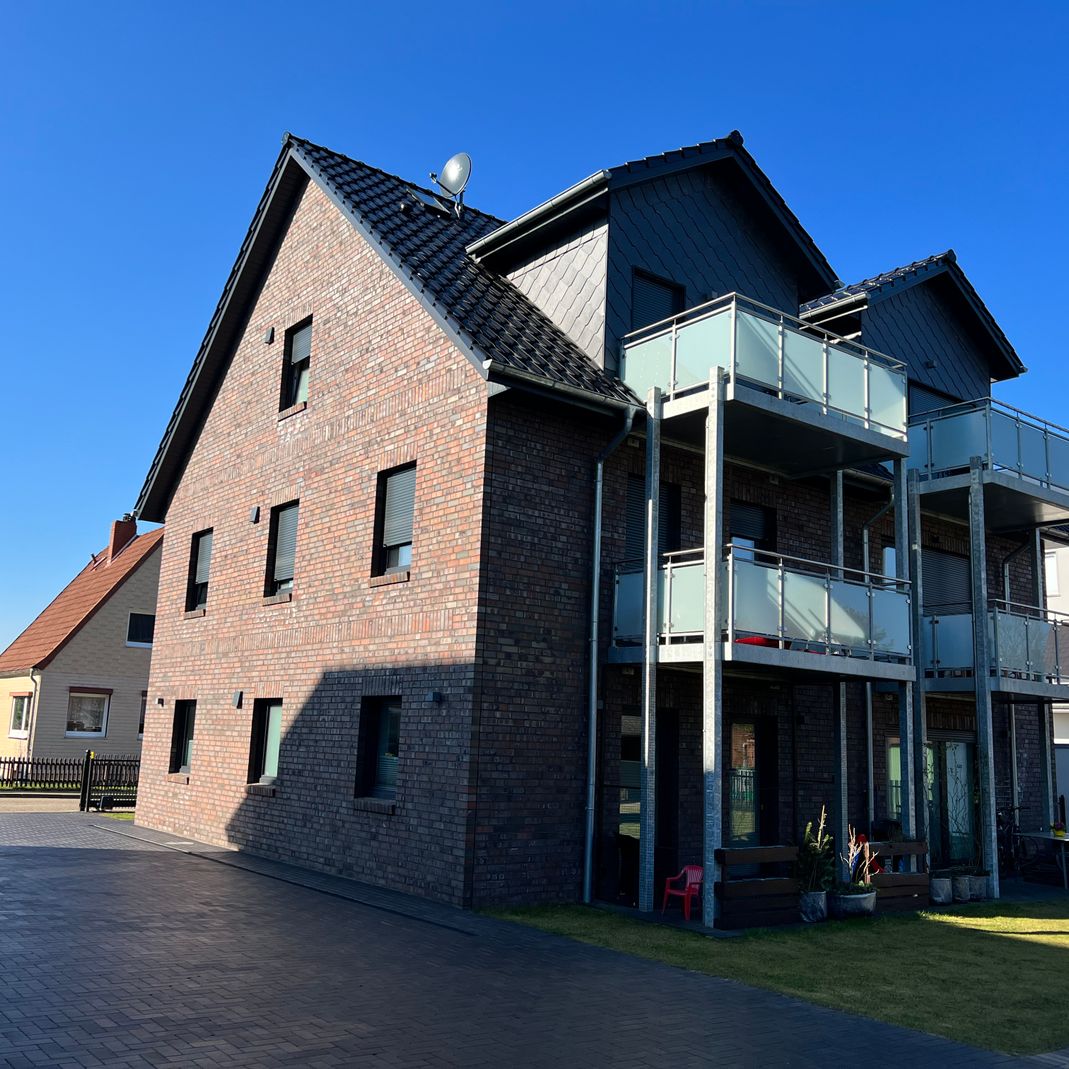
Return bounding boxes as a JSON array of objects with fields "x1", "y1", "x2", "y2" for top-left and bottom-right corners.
[{"x1": 430, "y1": 152, "x2": 472, "y2": 216}]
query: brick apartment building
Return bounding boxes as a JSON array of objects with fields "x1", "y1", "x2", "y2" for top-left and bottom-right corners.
[{"x1": 134, "y1": 132, "x2": 1064, "y2": 925}]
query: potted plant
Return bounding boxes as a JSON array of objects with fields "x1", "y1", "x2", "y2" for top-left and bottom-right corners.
[
  {"x1": 1053, "y1": 821, "x2": 1066, "y2": 839},
  {"x1": 949, "y1": 865, "x2": 971, "y2": 902},
  {"x1": 829, "y1": 825, "x2": 878, "y2": 918},
  {"x1": 969, "y1": 866, "x2": 990, "y2": 900},
  {"x1": 929, "y1": 868, "x2": 953, "y2": 905},
  {"x1": 797, "y1": 805, "x2": 834, "y2": 922}
]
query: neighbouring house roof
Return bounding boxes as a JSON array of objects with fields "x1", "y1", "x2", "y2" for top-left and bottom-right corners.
[
  {"x1": 800, "y1": 250, "x2": 1025, "y2": 380},
  {"x1": 0, "y1": 528, "x2": 164, "y2": 675}
]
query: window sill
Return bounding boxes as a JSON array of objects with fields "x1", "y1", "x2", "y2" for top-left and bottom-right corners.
[
  {"x1": 278, "y1": 401, "x2": 308, "y2": 423},
  {"x1": 166, "y1": 772, "x2": 190, "y2": 784},
  {"x1": 353, "y1": 797, "x2": 396, "y2": 815},
  {"x1": 245, "y1": 783, "x2": 278, "y2": 798},
  {"x1": 184, "y1": 608, "x2": 207, "y2": 619},
  {"x1": 125, "y1": 641, "x2": 153, "y2": 649},
  {"x1": 65, "y1": 732, "x2": 106, "y2": 739},
  {"x1": 262, "y1": 591, "x2": 293, "y2": 606},
  {"x1": 369, "y1": 570, "x2": 411, "y2": 588},
  {"x1": 8, "y1": 732, "x2": 29, "y2": 740}
]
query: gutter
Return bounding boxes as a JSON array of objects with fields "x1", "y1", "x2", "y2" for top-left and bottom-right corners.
[
  {"x1": 582, "y1": 405, "x2": 639, "y2": 903},
  {"x1": 485, "y1": 360, "x2": 636, "y2": 413}
]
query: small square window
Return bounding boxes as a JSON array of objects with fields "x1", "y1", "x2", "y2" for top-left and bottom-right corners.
[
  {"x1": 248, "y1": 699, "x2": 283, "y2": 785},
  {"x1": 9, "y1": 694, "x2": 31, "y2": 739},
  {"x1": 265, "y1": 501, "x2": 299, "y2": 596},
  {"x1": 280, "y1": 319, "x2": 312, "y2": 410},
  {"x1": 373, "y1": 464, "x2": 415, "y2": 576},
  {"x1": 66, "y1": 690, "x2": 109, "y2": 737},
  {"x1": 169, "y1": 700, "x2": 196, "y2": 774},
  {"x1": 186, "y1": 529, "x2": 213, "y2": 611},
  {"x1": 356, "y1": 696, "x2": 401, "y2": 800},
  {"x1": 126, "y1": 612, "x2": 155, "y2": 647}
]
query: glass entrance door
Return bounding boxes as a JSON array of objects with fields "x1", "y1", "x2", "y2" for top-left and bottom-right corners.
[{"x1": 729, "y1": 721, "x2": 759, "y2": 846}]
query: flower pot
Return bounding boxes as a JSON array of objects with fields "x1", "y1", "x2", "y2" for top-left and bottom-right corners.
[
  {"x1": 829, "y1": 890, "x2": 877, "y2": 918},
  {"x1": 929, "y1": 877, "x2": 952, "y2": 905},
  {"x1": 951, "y1": 875, "x2": 971, "y2": 902},
  {"x1": 800, "y1": 890, "x2": 827, "y2": 923},
  {"x1": 970, "y1": 874, "x2": 988, "y2": 900},
  {"x1": 1054, "y1": 829, "x2": 1065, "y2": 839}
]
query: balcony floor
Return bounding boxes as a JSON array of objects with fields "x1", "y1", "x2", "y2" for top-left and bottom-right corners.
[
  {"x1": 913, "y1": 469, "x2": 1069, "y2": 531},
  {"x1": 922, "y1": 671, "x2": 1069, "y2": 700}
]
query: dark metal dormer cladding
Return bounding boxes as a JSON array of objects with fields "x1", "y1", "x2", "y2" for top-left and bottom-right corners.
[{"x1": 801, "y1": 252, "x2": 1025, "y2": 407}]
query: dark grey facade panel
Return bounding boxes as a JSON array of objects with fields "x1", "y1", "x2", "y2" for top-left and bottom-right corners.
[
  {"x1": 862, "y1": 282, "x2": 991, "y2": 403},
  {"x1": 506, "y1": 220, "x2": 609, "y2": 364},
  {"x1": 605, "y1": 168, "x2": 801, "y2": 373}
]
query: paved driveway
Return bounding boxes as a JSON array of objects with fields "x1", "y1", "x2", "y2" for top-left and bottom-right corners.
[{"x1": 0, "y1": 814, "x2": 1033, "y2": 1068}]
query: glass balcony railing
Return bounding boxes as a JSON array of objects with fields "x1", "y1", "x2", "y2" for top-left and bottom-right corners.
[
  {"x1": 920, "y1": 601, "x2": 1069, "y2": 684},
  {"x1": 620, "y1": 293, "x2": 908, "y2": 439},
  {"x1": 908, "y1": 398, "x2": 1069, "y2": 494},
  {"x1": 612, "y1": 546, "x2": 912, "y2": 662}
]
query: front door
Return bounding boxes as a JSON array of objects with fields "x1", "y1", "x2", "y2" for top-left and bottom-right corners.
[{"x1": 729, "y1": 721, "x2": 759, "y2": 846}]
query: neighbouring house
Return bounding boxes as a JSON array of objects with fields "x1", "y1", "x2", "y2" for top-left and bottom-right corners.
[
  {"x1": 132, "y1": 131, "x2": 1063, "y2": 925},
  {"x1": 0, "y1": 519, "x2": 163, "y2": 760}
]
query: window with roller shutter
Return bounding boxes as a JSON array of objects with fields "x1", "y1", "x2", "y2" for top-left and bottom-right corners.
[
  {"x1": 921, "y1": 547, "x2": 971, "y2": 614},
  {"x1": 373, "y1": 464, "x2": 416, "y2": 575},
  {"x1": 631, "y1": 270, "x2": 685, "y2": 332},
  {"x1": 265, "y1": 502, "x2": 299, "y2": 596},
  {"x1": 186, "y1": 529, "x2": 213, "y2": 611},
  {"x1": 624, "y1": 474, "x2": 682, "y2": 561},
  {"x1": 355, "y1": 696, "x2": 402, "y2": 800},
  {"x1": 280, "y1": 319, "x2": 312, "y2": 410}
]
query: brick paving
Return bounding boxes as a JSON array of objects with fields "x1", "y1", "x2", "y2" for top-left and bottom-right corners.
[{"x1": 0, "y1": 814, "x2": 1038, "y2": 1068}]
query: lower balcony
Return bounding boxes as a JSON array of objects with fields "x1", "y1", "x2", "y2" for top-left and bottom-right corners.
[
  {"x1": 610, "y1": 547, "x2": 914, "y2": 680},
  {"x1": 920, "y1": 603, "x2": 1069, "y2": 697}
]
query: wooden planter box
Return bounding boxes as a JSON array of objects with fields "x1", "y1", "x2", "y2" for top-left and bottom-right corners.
[
  {"x1": 714, "y1": 845, "x2": 800, "y2": 930},
  {"x1": 869, "y1": 840, "x2": 929, "y2": 911}
]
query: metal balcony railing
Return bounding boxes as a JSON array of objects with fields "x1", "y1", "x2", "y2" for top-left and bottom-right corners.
[
  {"x1": 612, "y1": 545, "x2": 912, "y2": 661},
  {"x1": 908, "y1": 397, "x2": 1069, "y2": 493},
  {"x1": 619, "y1": 293, "x2": 908, "y2": 438},
  {"x1": 920, "y1": 600, "x2": 1069, "y2": 683}
]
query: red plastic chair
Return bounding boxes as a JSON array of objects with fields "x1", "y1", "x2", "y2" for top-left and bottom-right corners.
[{"x1": 661, "y1": 865, "x2": 704, "y2": 921}]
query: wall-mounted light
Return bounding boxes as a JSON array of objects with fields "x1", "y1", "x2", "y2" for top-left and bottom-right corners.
[
  {"x1": 156, "y1": 697, "x2": 165, "y2": 707},
  {"x1": 264, "y1": 327, "x2": 275, "y2": 344},
  {"x1": 233, "y1": 691, "x2": 243, "y2": 709},
  {"x1": 424, "y1": 690, "x2": 444, "y2": 704},
  {"x1": 249, "y1": 506, "x2": 260, "y2": 525}
]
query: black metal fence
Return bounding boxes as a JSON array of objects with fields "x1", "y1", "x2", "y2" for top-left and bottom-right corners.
[
  {"x1": 0, "y1": 756, "x2": 83, "y2": 791},
  {"x1": 79, "y1": 752, "x2": 140, "y2": 811}
]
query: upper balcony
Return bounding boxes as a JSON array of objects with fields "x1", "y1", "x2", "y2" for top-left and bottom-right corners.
[
  {"x1": 620, "y1": 294, "x2": 909, "y2": 475},
  {"x1": 610, "y1": 546, "x2": 914, "y2": 681},
  {"x1": 919, "y1": 600, "x2": 1069, "y2": 699},
  {"x1": 908, "y1": 398, "x2": 1069, "y2": 530}
]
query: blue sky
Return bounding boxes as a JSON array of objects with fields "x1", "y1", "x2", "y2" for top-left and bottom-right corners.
[{"x1": 1, "y1": 0, "x2": 1066, "y2": 649}]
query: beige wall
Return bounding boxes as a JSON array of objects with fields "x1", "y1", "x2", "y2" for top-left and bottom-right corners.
[
  {"x1": 27, "y1": 546, "x2": 161, "y2": 759},
  {"x1": 0, "y1": 674, "x2": 37, "y2": 759}
]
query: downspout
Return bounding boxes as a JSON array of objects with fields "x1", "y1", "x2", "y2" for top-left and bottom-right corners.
[
  {"x1": 862, "y1": 494, "x2": 894, "y2": 835},
  {"x1": 583, "y1": 405, "x2": 638, "y2": 904},
  {"x1": 27, "y1": 668, "x2": 40, "y2": 758}
]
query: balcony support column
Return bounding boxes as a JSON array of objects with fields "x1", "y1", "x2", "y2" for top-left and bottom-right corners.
[
  {"x1": 1041, "y1": 700, "x2": 1056, "y2": 826},
  {"x1": 829, "y1": 471, "x2": 849, "y2": 876},
  {"x1": 701, "y1": 370, "x2": 726, "y2": 929},
  {"x1": 891, "y1": 459, "x2": 915, "y2": 841},
  {"x1": 907, "y1": 469, "x2": 929, "y2": 846},
  {"x1": 969, "y1": 457, "x2": 1000, "y2": 898},
  {"x1": 638, "y1": 389, "x2": 662, "y2": 913}
]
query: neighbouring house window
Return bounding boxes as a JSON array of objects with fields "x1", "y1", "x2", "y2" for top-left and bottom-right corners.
[
  {"x1": 373, "y1": 465, "x2": 416, "y2": 575},
  {"x1": 356, "y1": 696, "x2": 401, "y2": 800},
  {"x1": 265, "y1": 501, "x2": 299, "y2": 595},
  {"x1": 186, "y1": 529, "x2": 213, "y2": 610},
  {"x1": 1046, "y1": 550, "x2": 1060, "y2": 599},
  {"x1": 281, "y1": 318, "x2": 312, "y2": 410},
  {"x1": 126, "y1": 612, "x2": 155, "y2": 647},
  {"x1": 248, "y1": 699, "x2": 283, "y2": 785},
  {"x1": 66, "y1": 689, "x2": 109, "y2": 737},
  {"x1": 169, "y1": 700, "x2": 196, "y2": 773},
  {"x1": 631, "y1": 270, "x2": 685, "y2": 332},
  {"x1": 624, "y1": 474, "x2": 682, "y2": 560},
  {"x1": 9, "y1": 694, "x2": 31, "y2": 738},
  {"x1": 138, "y1": 691, "x2": 147, "y2": 738}
]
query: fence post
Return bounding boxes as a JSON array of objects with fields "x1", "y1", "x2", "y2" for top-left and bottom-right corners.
[{"x1": 78, "y1": 750, "x2": 93, "y2": 812}]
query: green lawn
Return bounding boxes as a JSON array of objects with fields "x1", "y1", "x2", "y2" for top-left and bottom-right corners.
[
  {"x1": 103, "y1": 812, "x2": 136, "y2": 821},
  {"x1": 491, "y1": 901, "x2": 1069, "y2": 1055}
]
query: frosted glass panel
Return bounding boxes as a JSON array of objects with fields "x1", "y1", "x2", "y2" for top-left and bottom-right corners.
[
  {"x1": 675, "y1": 312, "x2": 731, "y2": 391},
  {"x1": 908, "y1": 424, "x2": 931, "y2": 472},
  {"x1": 930, "y1": 613, "x2": 973, "y2": 670},
  {"x1": 622, "y1": 333, "x2": 672, "y2": 399},
  {"x1": 990, "y1": 410, "x2": 1019, "y2": 471},
  {"x1": 614, "y1": 570, "x2": 644, "y2": 640},
  {"x1": 667, "y1": 562, "x2": 705, "y2": 634},
  {"x1": 827, "y1": 346, "x2": 865, "y2": 425},
  {"x1": 993, "y1": 611, "x2": 1028, "y2": 673},
  {"x1": 734, "y1": 312, "x2": 779, "y2": 389},
  {"x1": 829, "y1": 580, "x2": 868, "y2": 647},
  {"x1": 1019, "y1": 423, "x2": 1048, "y2": 482},
  {"x1": 930, "y1": 410, "x2": 986, "y2": 472},
  {"x1": 782, "y1": 571, "x2": 827, "y2": 644},
  {"x1": 1049, "y1": 435, "x2": 1069, "y2": 492},
  {"x1": 783, "y1": 330, "x2": 824, "y2": 404},
  {"x1": 872, "y1": 588, "x2": 910, "y2": 656},
  {"x1": 870, "y1": 363, "x2": 907, "y2": 435},
  {"x1": 733, "y1": 560, "x2": 780, "y2": 637}
]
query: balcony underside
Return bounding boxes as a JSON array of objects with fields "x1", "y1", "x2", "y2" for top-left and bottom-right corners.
[
  {"x1": 608, "y1": 640, "x2": 916, "y2": 682},
  {"x1": 663, "y1": 382, "x2": 908, "y2": 476},
  {"x1": 921, "y1": 671, "x2": 1069, "y2": 700},
  {"x1": 914, "y1": 470, "x2": 1069, "y2": 531}
]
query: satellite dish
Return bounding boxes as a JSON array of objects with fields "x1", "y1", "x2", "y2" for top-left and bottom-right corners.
[{"x1": 430, "y1": 152, "x2": 471, "y2": 215}]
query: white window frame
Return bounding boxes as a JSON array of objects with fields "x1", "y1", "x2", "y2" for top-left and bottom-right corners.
[
  {"x1": 1045, "y1": 551, "x2": 1060, "y2": 599},
  {"x1": 125, "y1": 612, "x2": 155, "y2": 649},
  {"x1": 8, "y1": 695, "x2": 30, "y2": 739},
  {"x1": 65, "y1": 691, "x2": 110, "y2": 738}
]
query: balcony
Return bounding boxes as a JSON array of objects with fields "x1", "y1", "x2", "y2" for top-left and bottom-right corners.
[
  {"x1": 920, "y1": 601, "x2": 1069, "y2": 698},
  {"x1": 620, "y1": 294, "x2": 909, "y2": 474},
  {"x1": 908, "y1": 398, "x2": 1069, "y2": 529},
  {"x1": 610, "y1": 546, "x2": 914, "y2": 680}
]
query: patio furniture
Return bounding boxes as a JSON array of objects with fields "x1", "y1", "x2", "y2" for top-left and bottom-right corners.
[{"x1": 661, "y1": 865, "x2": 703, "y2": 921}]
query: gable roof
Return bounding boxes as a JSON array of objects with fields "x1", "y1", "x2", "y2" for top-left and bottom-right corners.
[
  {"x1": 801, "y1": 250, "x2": 1025, "y2": 380},
  {"x1": 467, "y1": 131, "x2": 840, "y2": 301},
  {"x1": 0, "y1": 528, "x2": 164, "y2": 675},
  {"x1": 135, "y1": 135, "x2": 639, "y2": 522}
]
